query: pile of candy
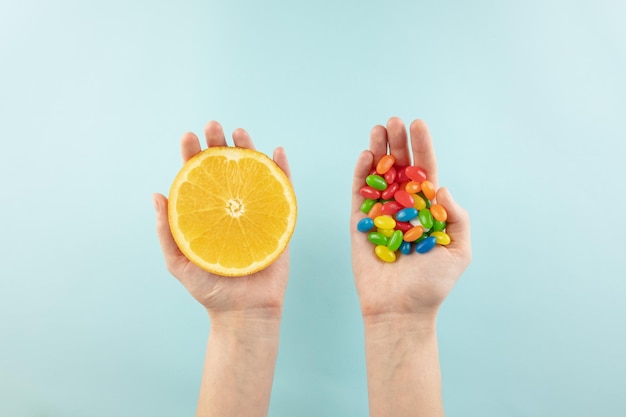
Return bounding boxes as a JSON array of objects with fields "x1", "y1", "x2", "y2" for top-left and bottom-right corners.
[{"x1": 356, "y1": 154, "x2": 451, "y2": 262}]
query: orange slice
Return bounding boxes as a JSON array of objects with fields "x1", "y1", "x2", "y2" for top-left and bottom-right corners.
[{"x1": 168, "y1": 146, "x2": 297, "y2": 276}]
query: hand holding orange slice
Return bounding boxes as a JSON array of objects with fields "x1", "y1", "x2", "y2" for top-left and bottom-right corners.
[{"x1": 168, "y1": 146, "x2": 297, "y2": 276}]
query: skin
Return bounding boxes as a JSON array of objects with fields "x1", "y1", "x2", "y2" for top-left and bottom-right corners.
[
  {"x1": 153, "y1": 121, "x2": 290, "y2": 417},
  {"x1": 154, "y1": 117, "x2": 471, "y2": 416},
  {"x1": 350, "y1": 117, "x2": 472, "y2": 417}
]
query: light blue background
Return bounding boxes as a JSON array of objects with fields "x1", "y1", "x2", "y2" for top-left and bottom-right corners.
[{"x1": 1, "y1": 0, "x2": 625, "y2": 415}]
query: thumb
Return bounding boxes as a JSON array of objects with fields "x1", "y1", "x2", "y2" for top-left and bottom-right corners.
[
  {"x1": 351, "y1": 150, "x2": 374, "y2": 218},
  {"x1": 152, "y1": 193, "x2": 186, "y2": 272},
  {"x1": 435, "y1": 187, "x2": 471, "y2": 255}
]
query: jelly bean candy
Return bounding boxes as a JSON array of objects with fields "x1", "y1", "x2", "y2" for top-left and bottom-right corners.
[
  {"x1": 396, "y1": 207, "x2": 418, "y2": 222},
  {"x1": 404, "y1": 181, "x2": 421, "y2": 194},
  {"x1": 366, "y1": 174, "x2": 388, "y2": 191},
  {"x1": 357, "y1": 217, "x2": 374, "y2": 233},
  {"x1": 417, "y1": 192, "x2": 431, "y2": 208},
  {"x1": 360, "y1": 185, "x2": 381, "y2": 199},
  {"x1": 413, "y1": 194, "x2": 427, "y2": 211},
  {"x1": 381, "y1": 201, "x2": 403, "y2": 216},
  {"x1": 396, "y1": 166, "x2": 410, "y2": 183},
  {"x1": 415, "y1": 236, "x2": 437, "y2": 253},
  {"x1": 387, "y1": 230, "x2": 403, "y2": 251},
  {"x1": 415, "y1": 232, "x2": 429, "y2": 243},
  {"x1": 421, "y1": 180, "x2": 436, "y2": 200},
  {"x1": 430, "y1": 231, "x2": 451, "y2": 245},
  {"x1": 409, "y1": 218, "x2": 421, "y2": 227},
  {"x1": 403, "y1": 225, "x2": 424, "y2": 242},
  {"x1": 405, "y1": 166, "x2": 427, "y2": 183},
  {"x1": 430, "y1": 204, "x2": 448, "y2": 222},
  {"x1": 384, "y1": 166, "x2": 396, "y2": 184},
  {"x1": 394, "y1": 190, "x2": 415, "y2": 208},
  {"x1": 377, "y1": 228, "x2": 394, "y2": 238},
  {"x1": 357, "y1": 153, "x2": 453, "y2": 262},
  {"x1": 367, "y1": 202, "x2": 383, "y2": 219},
  {"x1": 376, "y1": 154, "x2": 395, "y2": 175},
  {"x1": 374, "y1": 215, "x2": 396, "y2": 230},
  {"x1": 399, "y1": 241, "x2": 412, "y2": 255},
  {"x1": 395, "y1": 221, "x2": 413, "y2": 233},
  {"x1": 360, "y1": 198, "x2": 376, "y2": 213},
  {"x1": 375, "y1": 245, "x2": 396, "y2": 262},
  {"x1": 418, "y1": 208, "x2": 434, "y2": 230},
  {"x1": 381, "y1": 182, "x2": 399, "y2": 200},
  {"x1": 368, "y1": 232, "x2": 388, "y2": 246},
  {"x1": 433, "y1": 219, "x2": 446, "y2": 232}
]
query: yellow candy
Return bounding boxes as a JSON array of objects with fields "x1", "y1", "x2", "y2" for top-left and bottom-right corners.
[
  {"x1": 412, "y1": 194, "x2": 427, "y2": 211},
  {"x1": 374, "y1": 215, "x2": 396, "y2": 230},
  {"x1": 430, "y1": 231, "x2": 451, "y2": 245},
  {"x1": 375, "y1": 245, "x2": 396, "y2": 262}
]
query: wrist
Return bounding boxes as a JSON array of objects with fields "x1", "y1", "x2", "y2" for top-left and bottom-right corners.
[
  {"x1": 208, "y1": 309, "x2": 282, "y2": 340},
  {"x1": 363, "y1": 312, "x2": 438, "y2": 339}
]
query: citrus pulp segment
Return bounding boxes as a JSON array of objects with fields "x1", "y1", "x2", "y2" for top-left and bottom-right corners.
[{"x1": 168, "y1": 147, "x2": 297, "y2": 276}]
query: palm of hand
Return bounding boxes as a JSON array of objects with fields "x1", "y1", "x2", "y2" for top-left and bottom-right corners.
[
  {"x1": 351, "y1": 220, "x2": 464, "y2": 317},
  {"x1": 170, "y1": 249, "x2": 289, "y2": 315},
  {"x1": 350, "y1": 118, "x2": 471, "y2": 318},
  {"x1": 154, "y1": 121, "x2": 292, "y2": 317}
]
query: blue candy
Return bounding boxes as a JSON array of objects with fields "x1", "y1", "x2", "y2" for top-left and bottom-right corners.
[
  {"x1": 395, "y1": 207, "x2": 418, "y2": 222},
  {"x1": 357, "y1": 217, "x2": 375, "y2": 233},
  {"x1": 399, "y1": 240, "x2": 412, "y2": 255},
  {"x1": 415, "y1": 236, "x2": 437, "y2": 254}
]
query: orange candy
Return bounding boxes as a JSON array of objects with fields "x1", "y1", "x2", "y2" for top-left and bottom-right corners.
[
  {"x1": 430, "y1": 204, "x2": 448, "y2": 222},
  {"x1": 376, "y1": 154, "x2": 396, "y2": 175},
  {"x1": 403, "y1": 226, "x2": 424, "y2": 242},
  {"x1": 421, "y1": 180, "x2": 436, "y2": 200}
]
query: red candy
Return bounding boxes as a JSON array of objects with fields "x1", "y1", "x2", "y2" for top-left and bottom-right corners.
[
  {"x1": 357, "y1": 155, "x2": 450, "y2": 262},
  {"x1": 381, "y1": 201, "x2": 403, "y2": 216},
  {"x1": 405, "y1": 166, "x2": 427, "y2": 182},
  {"x1": 396, "y1": 166, "x2": 410, "y2": 183},
  {"x1": 394, "y1": 190, "x2": 415, "y2": 208},
  {"x1": 395, "y1": 221, "x2": 413, "y2": 233},
  {"x1": 360, "y1": 185, "x2": 381, "y2": 199},
  {"x1": 381, "y1": 182, "x2": 399, "y2": 200},
  {"x1": 384, "y1": 166, "x2": 396, "y2": 184}
]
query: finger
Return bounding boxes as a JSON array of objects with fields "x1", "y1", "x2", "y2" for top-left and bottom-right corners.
[
  {"x1": 410, "y1": 119, "x2": 438, "y2": 187},
  {"x1": 152, "y1": 193, "x2": 188, "y2": 273},
  {"x1": 386, "y1": 117, "x2": 411, "y2": 167},
  {"x1": 204, "y1": 120, "x2": 227, "y2": 147},
  {"x1": 232, "y1": 128, "x2": 256, "y2": 150},
  {"x1": 369, "y1": 125, "x2": 388, "y2": 164},
  {"x1": 273, "y1": 147, "x2": 292, "y2": 182},
  {"x1": 181, "y1": 132, "x2": 201, "y2": 163},
  {"x1": 351, "y1": 150, "x2": 375, "y2": 217},
  {"x1": 435, "y1": 187, "x2": 471, "y2": 252}
]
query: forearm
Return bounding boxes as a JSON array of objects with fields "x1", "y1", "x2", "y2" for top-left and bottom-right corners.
[
  {"x1": 196, "y1": 313, "x2": 282, "y2": 417},
  {"x1": 363, "y1": 314, "x2": 444, "y2": 417}
]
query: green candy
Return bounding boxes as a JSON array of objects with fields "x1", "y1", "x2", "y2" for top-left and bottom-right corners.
[
  {"x1": 387, "y1": 230, "x2": 403, "y2": 251},
  {"x1": 368, "y1": 232, "x2": 389, "y2": 246},
  {"x1": 418, "y1": 208, "x2": 434, "y2": 230},
  {"x1": 366, "y1": 174, "x2": 388, "y2": 191},
  {"x1": 433, "y1": 219, "x2": 446, "y2": 232},
  {"x1": 360, "y1": 198, "x2": 376, "y2": 213}
]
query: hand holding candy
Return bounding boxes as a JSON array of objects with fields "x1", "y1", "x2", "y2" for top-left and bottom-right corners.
[{"x1": 350, "y1": 118, "x2": 472, "y2": 319}]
